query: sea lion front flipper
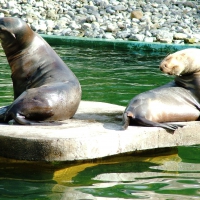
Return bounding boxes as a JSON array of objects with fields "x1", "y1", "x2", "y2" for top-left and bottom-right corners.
[{"x1": 0, "y1": 105, "x2": 10, "y2": 122}]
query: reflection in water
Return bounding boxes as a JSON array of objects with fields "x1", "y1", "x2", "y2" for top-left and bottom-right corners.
[
  {"x1": 0, "y1": 143, "x2": 200, "y2": 199},
  {"x1": 56, "y1": 147, "x2": 200, "y2": 199},
  {"x1": 76, "y1": 152, "x2": 200, "y2": 199},
  {"x1": 0, "y1": 149, "x2": 182, "y2": 199},
  {"x1": 0, "y1": 45, "x2": 199, "y2": 199}
]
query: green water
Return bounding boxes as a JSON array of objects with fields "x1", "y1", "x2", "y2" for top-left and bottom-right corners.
[
  {"x1": 0, "y1": 46, "x2": 171, "y2": 107},
  {"x1": 0, "y1": 45, "x2": 200, "y2": 199}
]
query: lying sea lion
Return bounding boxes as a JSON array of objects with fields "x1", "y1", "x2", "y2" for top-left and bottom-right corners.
[
  {"x1": 123, "y1": 48, "x2": 200, "y2": 131},
  {"x1": 0, "y1": 17, "x2": 81, "y2": 125}
]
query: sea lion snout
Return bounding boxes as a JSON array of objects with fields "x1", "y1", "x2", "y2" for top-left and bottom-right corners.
[
  {"x1": 159, "y1": 60, "x2": 168, "y2": 71},
  {"x1": 159, "y1": 62, "x2": 173, "y2": 75},
  {"x1": 159, "y1": 65, "x2": 164, "y2": 71}
]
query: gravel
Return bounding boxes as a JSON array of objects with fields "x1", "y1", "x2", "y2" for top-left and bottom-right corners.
[{"x1": 1, "y1": 0, "x2": 200, "y2": 44}]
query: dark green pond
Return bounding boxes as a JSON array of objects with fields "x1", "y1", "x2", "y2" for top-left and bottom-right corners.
[
  {"x1": 0, "y1": 45, "x2": 200, "y2": 199},
  {"x1": 0, "y1": 45, "x2": 171, "y2": 107}
]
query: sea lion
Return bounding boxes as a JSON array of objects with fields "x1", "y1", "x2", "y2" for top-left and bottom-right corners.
[
  {"x1": 0, "y1": 17, "x2": 81, "y2": 125},
  {"x1": 123, "y1": 82, "x2": 200, "y2": 131},
  {"x1": 123, "y1": 48, "x2": 200, "y2": 131}
]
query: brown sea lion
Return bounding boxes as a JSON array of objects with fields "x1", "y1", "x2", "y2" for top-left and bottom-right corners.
[
  {"x1": 123, "y1": 48, "x2": 200, "y2": 131},
  {"x1": 0, "y1": 17, "x2": 81, "y2": 125}
]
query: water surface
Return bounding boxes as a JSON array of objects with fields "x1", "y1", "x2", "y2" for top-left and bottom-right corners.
[
  {"x1": 0, "y1": 46, "x2": 172, "y2": 106},
  {"x1": 0, "y1": 45, "x2": 199, "y2": 199}
]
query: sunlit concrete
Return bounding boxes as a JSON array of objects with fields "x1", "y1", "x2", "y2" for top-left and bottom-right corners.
[{"x1": 0, "y1": 101, "x2": 200, "y2": 161}]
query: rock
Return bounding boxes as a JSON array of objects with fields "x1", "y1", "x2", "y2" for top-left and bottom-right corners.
[
  {"x1": 47, "y1": 10, "x2": 58, "y2": 20},
  {"x1": 106, "y1": 7, "x2": 115, "y2": 14},
  {"x1": 184, "y1": 38, "x2": 197, "y2": 44},
  {"x1": 156, "y1": 30, "x2": 173, "y2": 43},
  {"x1": 1, "y1": 0, "x2": 200, "y2": 44},
  {"x1": 173, "y1": 40, "x2": 185, "y2": 44},
  {"x1": 144, "y1": 37, "x2": 154, "y2": 42},
  {"x1": 37, "y1": 20, "x2": 47, "y2": 33},
  {"x1": 116, "y1": 30, "x2": 131, "y2": 39},
  {"x1": 55, "y1": 20, "x2": 68, "y2": 29},
  {"x1": 128, "y1": 34, "x2": 145, "y2": 41},
  {"x1": 114, "y1": 5, "x2": 126, "y2": 11},
  {"x1": 107, "y1": 23, "x2": 117, "y2": 32},
  {"x1": 0, "y1": 8, "x2": 9, "y2": 14},
  {"x1": 67, "y1": 11, "x2": 74, "y2": 18},
  {"x1": 9, "y1": 8, "x2": 21, "y2": 15},
  {"x1": 151, "y1": 3, "x2": 159, "y2": 8},
  {"x1": 86, "y1": 15, "x2": 96, "y2": 22},
  {"x1": 30, "y1": 20, "x2": 38, "y2": 31},
  {"x1": 103, "y1": 32, "x2": 115, "y2": 39},
  {"x1": 193, "y1": 33, "x2": 200, "y2": 41},
  {"x1": 7, "y1": 1, "x2": 17, "y2": 9},
  {"x1": 183, "y1": 1, "x2": 197, "y2": 8},
  {"x1": 173, "y1": 33, "x2": 188, "y2": 40},
  {"x1": 117, "y1": 21, "x2": 126, "y2": 29},
  {"x1": 62, "y1": 28, "x2": 72, "y2": 36},
  {"x1": 131, "y1": 18, "x2": 140, "y2": 23},
  {"x1": 26, "y1": 16, "x2": 34, "y2": 23},
  {"x1": 69, "y1": 21, "x2": 81, "y2": 30},
  {"x1": 82, "y1": 22, "x2": 92, "y2": 30},
  {"x1": 27, "y1": 0, "x2": 35, "y2": 4},
  {"x1": 145, "y1": 30, "x2": 152, "y2": 37},
  {"x1": 130, "y1": 10, "x2": 143, "y2": 19},
  {"x1": 159, "y1": 38, "x2": 173, "y2": 43},
  {"x1": 91, "y1": 21, "x2": 100, "y2": 30},
  {"x1": 45, "y1": 20, "x2": 55, "y2": 32},
  {"x1": 34, "y1": 1, "x2": 43, "y2": 7},
  {"x1": 84, "y1": 29, "x2": 99, "y2": 38}
]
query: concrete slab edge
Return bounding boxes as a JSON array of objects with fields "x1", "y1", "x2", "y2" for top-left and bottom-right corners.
[{"x1": 0, "y1": 100, "x2": 200, "y2": 162}]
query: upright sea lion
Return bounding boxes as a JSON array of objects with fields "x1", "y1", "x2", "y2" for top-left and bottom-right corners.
[
  {"x1": 123, "y1": 48, "x2": 200, "y2": 131},
  {"x1": 0, "y1": 17, "x2": 81, "y2": 125}
]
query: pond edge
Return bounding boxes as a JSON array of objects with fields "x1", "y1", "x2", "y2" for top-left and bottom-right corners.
[{"x1": 41, "y1": 34, "x2": 200, "y2": 52}]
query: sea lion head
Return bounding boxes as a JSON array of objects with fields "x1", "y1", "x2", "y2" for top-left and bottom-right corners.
[
  {"x1": 159, "y1": 53, "x2": 187, "y2": 76},
  {"x1": 0, "y1": 17, "x2": 34, "y2": 55},
  {"x1": 160, "y1": 48, "x2": 200, "y2": 76}
]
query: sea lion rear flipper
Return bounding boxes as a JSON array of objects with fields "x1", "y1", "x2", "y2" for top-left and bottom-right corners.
[
  {"x1": 122, "y1": 112, "x2": 131, "y2": 129},
  {"x1": 133, "y1": 117, "x2": 184, "y2": 131},
  {"x1": 9, "y1": 113, "x2": 62, "y2": 126}
]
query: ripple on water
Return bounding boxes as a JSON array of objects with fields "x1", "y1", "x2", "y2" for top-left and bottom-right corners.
[{"x1": 1, "y1": 46, "x2": 199, "y2": 199}]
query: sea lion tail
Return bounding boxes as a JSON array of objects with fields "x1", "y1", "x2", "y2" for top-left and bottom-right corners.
[{"x1": 122, "y1": 111, "x2": 133, "y2": 130}]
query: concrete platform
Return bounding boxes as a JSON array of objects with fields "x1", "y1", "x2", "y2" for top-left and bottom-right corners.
[{"x1": 0, "y1": 101, "x2": 200, "y2": 161}]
